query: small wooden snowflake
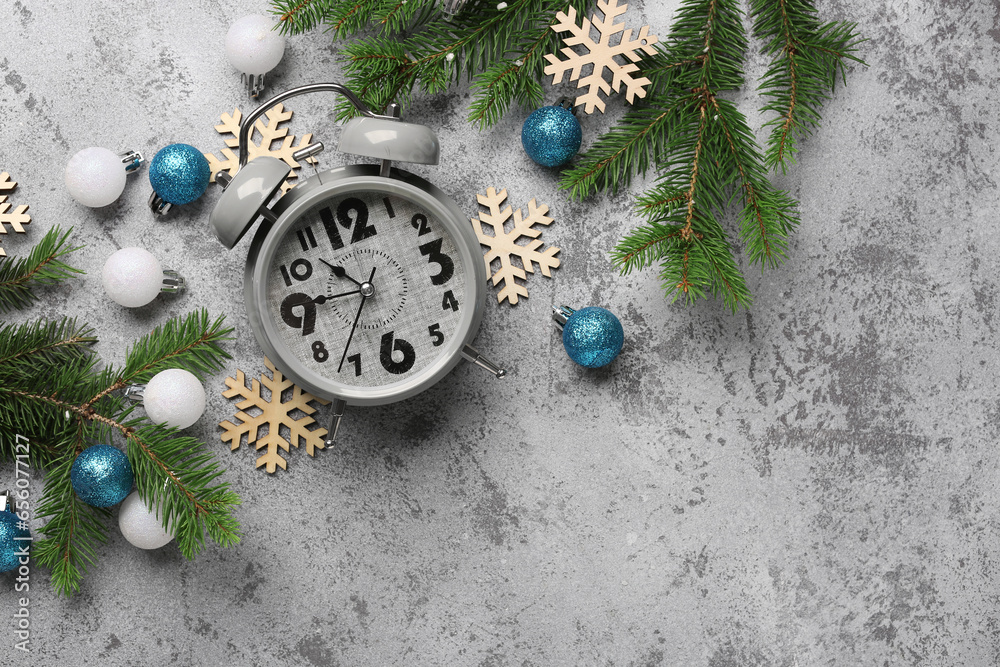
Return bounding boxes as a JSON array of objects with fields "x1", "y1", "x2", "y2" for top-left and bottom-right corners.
[
  {"x1": 219, "y1": 357, "x2": 330, "y2": 474},
  {"x1": 0, "y1": 172, "x2": 31, "y2": 258},
  {"x1": 471, "y1": 187, "x2": 561, "y2": 305},
  {"x1": 544, "y1": 0, "x2": 659, "y2": 114},
  {"x1": 204, "y1": 104, "x2": 318, "y2": 195}
]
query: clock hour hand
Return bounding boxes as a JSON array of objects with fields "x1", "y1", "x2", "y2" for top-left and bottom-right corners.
[
  {"x1": 337, "y1": 266, "x2": 377, "y2": 373},
  {"x1": 319, "y1": 258, "x2": 362, "y2": 287}
]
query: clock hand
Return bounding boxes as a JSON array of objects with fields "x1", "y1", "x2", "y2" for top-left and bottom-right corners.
[
  {"x1": 318, "y1": 258, "x2": 362, "y2": 287},
  {"x1": 326, "y1": 289, "x2": 362, "y2": 300},
  {"x1": 337, "y1": 266, "x2": 377, "y2": 373}
]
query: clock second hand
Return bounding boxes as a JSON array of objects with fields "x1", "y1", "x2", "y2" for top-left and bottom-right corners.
[{"x1": 337, "y1": 266, "x2": 377, "y2": 373}]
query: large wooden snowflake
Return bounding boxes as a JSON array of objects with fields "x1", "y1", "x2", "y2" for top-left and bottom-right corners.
[
  {"x1": 204, "y1": 104, "x2": 317, "y2": 195},
  {"x1": 471, "y1": 187, "x2": 560, "y2": 305},
  {"x1": 544, "y1": 0, "x2": 659, "y2": 114},
  {"x1": 0, "y1": 172, "x2": 30, "y2": 258},
  {"x1": 219, "y1": 357, "x2": 330, "y2": 474}
]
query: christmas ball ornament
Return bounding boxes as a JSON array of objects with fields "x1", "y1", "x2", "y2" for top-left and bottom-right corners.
[
  {"x1": 64, "y1": 147, "x2": 144, "y2": 207},
  {"x1": 102, "y1": 247, "x2": 185, "y2": 308},
  {"x1": 552, "y1": 305, "x2": 624, "y2": 368},
  {"x1": 521, "y1": 103, "x2": 582, "y2": 167},
  {"x1": 118, "y1": 492, "x2": 173, "y2": 550},
  {"x1": 70, "y1": 445, "x2": 134, "y2": 508},
  {"x1": 0, "y1": 509, "x2": 30, "y2": 574},
  {"x1": 148, "y1": 143, "x2": 211, "y2": 214},
  {"x1": 225, "y1": 15, "x2": 286, "y2": 98},
  {"x1": 142, "y1": 368, "x2": 207, "y2": 429}
]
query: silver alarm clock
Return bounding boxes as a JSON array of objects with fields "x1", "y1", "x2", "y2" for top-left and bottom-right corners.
[{"x1": 210, "y1": 83, "x2": 504, "y2": 443}]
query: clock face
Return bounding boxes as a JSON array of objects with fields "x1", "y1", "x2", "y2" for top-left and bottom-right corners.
[{"x1": 264, "y1": 189, "x2": 468, "y2": 392}]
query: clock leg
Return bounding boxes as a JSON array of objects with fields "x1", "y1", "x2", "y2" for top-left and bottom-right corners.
[
  {"x1": 461, "y1": 344, "x2": 506, "y2": 379},
  {"x1": 325, "y1": 397, "x2": 348, "y2": 447}
]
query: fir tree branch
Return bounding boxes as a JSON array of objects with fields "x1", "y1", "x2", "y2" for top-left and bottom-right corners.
[
  {"x1": 0, "y1": 310, "x2": 240, "y2": 595},
  {"x1": 750, "y1": 0, "x2": 865, "y2": 171},
  {"x1": 333, "y1": 0, "x2": 584, "y2": 120},
  {"x1": 33, "y1": 458, "x2": 111, "y2": 597},
  {"x1": 125, "y1": 425, "x2": 241, "y2": 558},
  {"x1": 709, "y1": 95, "x2": 799, "y2": 267},
  {"x1": 273, "y1": 0, "x2": 329, "y2": 33},
  {"x1": 84, "y1": 309, "x2": 233, "y2": 412},
  {"x1": 0, "y1": 226, "x2": 82, "y2": 312},
  {"x1": 0, "y1": 318, "x2": 95, "y2": 374},
  {"x1": 559, "y1": 95, "x2": 687, "y2": 200}
]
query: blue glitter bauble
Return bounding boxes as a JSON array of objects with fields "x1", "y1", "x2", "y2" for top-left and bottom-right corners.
[
  {"x1": 563, "y1": 307, "x2": 624, "y2": 368},
  {"x1": 148, "y1": 143, "x2": 211, "y2": 205},
  {"x1": 521, "y1": 106, "x2": 582, "y2": 167},
  {"x1": 70, "y1": 445, "x2": 134, "y2": 508},
  {"x1": 0, "y1": 510, "x2": 30, "y2": 573}
]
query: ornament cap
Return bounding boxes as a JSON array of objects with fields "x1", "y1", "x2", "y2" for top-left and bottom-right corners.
[
  {"x1": 0, "y1": 490, "x2": 9, "y2": 513},
  {"x1": 148, "y1": 191, "x2": 172, "y2": 215},
  {"x1": 120, "y1": 150, "x2": 144, "y2": 174},
  {"x1": 161, "y1": 269, "x2": 186, "y2": 294},
  {"x1": 552, "y1": 304, "x2": 575, "y2": 328}
]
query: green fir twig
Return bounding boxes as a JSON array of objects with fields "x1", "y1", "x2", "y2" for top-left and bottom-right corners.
[
  {"x1": 0, "y1": 308, "x2": 239, "y2": 596},
  {"x1": 0, "y1": 226, "x2": 82, "y2": 312},
  {"x1": 270, "y1": 0, "x2": 864, "y2": 308},
  {"x1": 750, "y1": 0, "x2": 866, "y2": 172}
]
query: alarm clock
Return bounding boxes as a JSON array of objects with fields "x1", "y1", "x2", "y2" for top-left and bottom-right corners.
[{"x1": 209, "y1": 83, "x2": 505, "y2": 444}]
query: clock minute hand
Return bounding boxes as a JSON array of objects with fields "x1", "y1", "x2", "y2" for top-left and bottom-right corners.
[
  {"x1": 319, "y1": 258, "x2": 362, "y2": 287},
  {"x1": 337, "y1": 266, "x2": 377, "y2": 373}
]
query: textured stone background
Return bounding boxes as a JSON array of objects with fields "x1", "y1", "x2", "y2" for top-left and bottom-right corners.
[{"x1": 2, "y1": 0, "x2": 999, "y2": 665}]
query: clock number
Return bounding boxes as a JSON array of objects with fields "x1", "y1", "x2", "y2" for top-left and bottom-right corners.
[
  {"x1": 379, "y1": 331, "x2": 416, "y2": 375},
  {"x1": 279, "y1": 258, "x2": 313, "y2": 287},
  {"x1": 383, "y1": 197, "x2": 396, "y2": 218},
  {"x1": 428, "y1": 323, "x2": 444, "y2": 347},
  {"x1": 340, "y1": 197, "x2": 376, "y2": 244},
  {"x1": 297, "y1": 226, "x2": 318, "y2": 251},
  {"x1": 419, "y1": 238, "x2": 454, "y2": 286},
  {"x1": 346, "y1": 353, "x2": 362, "y2": 377},
  {"x1": 281, "y1": 293, "x2": 317, "y2": 336},
  {"x1": 411, "y1": 213, "x2": 431, "y2": 236},
  {"x1": 442, "y1": 290, "x2": 459, "y2": 312},
  {"x1": 312, "y1": 341, "x2": 329, "y2": 363},
  {"x1": 319, "y1": 198, "x2": 376, "y2": 250}
]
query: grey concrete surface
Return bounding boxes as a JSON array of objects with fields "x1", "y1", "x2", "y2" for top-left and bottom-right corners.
[{"x1": 1, "y1": 0, "x2": 999, "y2": 665}]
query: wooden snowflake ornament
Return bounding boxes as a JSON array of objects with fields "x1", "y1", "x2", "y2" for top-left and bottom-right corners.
[
  {"x1": 204, "y1": 104, "x2": 317, "y2": 195},
  {"x1": 220, "y1": 357, "x2": 330, "y2": 473},
  {"x1": 0, "y1": 172, "x2": 31, "y2": 258},
  {"x1": 472, "y1": 187, "x2": 560, "y2": 305},
  {"x1": 544, "y1": 0, "x2": 659, "y2": 114}
]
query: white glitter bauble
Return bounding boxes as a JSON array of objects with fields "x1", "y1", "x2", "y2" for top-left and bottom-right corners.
[
  {"x1": 225, "y1": 15, "x2": 286, "y2": 75},
  {"x1": 102, "y1": 247, "x2": 163, "y2": 308},
  {"x1": 118, "y1": 491, "x2": 173, "y2": 550},
  {"x1": 65, "y1": 147, "x2": 127, "y2": 208},
  {"x1": 144, "y1": 368, "x2": 206, "y2": 429}
]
